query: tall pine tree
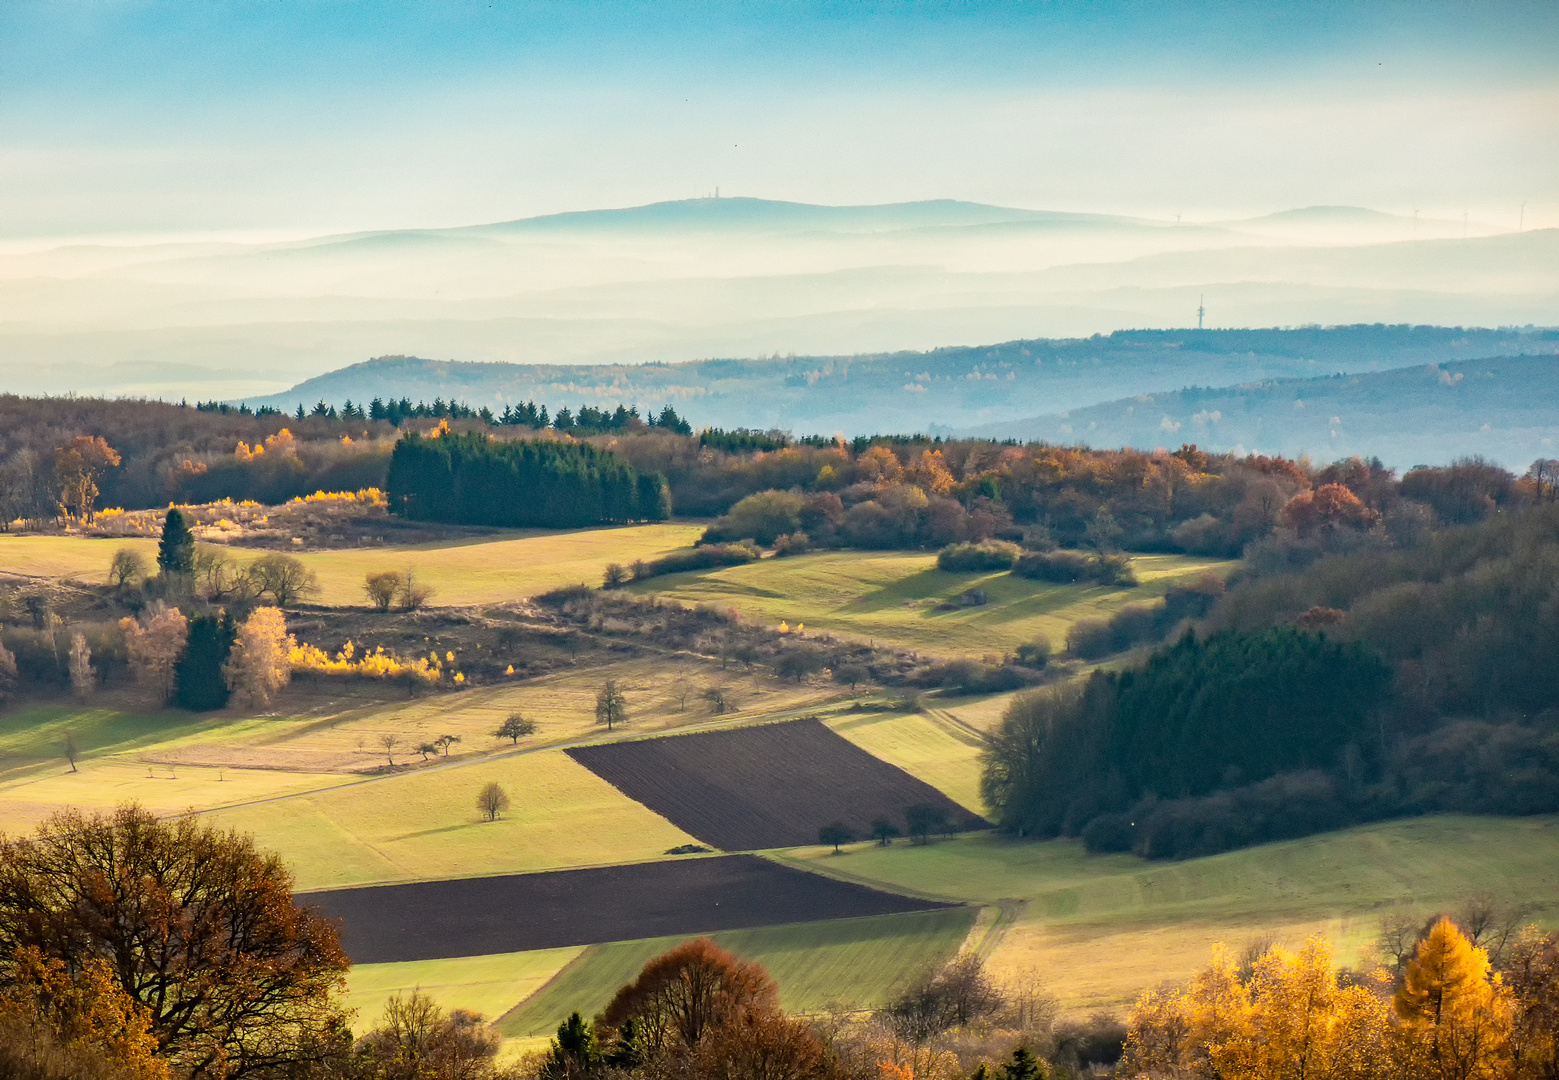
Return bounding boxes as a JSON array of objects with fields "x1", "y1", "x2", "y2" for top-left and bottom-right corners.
[
  {"x1": 157, "y1": 508, "x2": 196, "y2": 576},
  {"x1": 175, "y1": 611, "x2": 236, "y2": 711}
]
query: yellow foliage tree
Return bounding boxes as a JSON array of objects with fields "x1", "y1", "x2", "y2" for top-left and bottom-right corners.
[
  {"x1": 225, "y1": 606, "x2": 293, "y2": 707},
  {"x1": 3, "y1": 946, "x2": 168, "y2": 1079},
  {"x1": 1395, "y1": 917, "x2": 1514, "y2": 1080}
]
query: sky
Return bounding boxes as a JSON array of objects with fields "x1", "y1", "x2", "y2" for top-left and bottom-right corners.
[{"x1": 2, "y1": 0, "x2": 1556, "y2": 242}]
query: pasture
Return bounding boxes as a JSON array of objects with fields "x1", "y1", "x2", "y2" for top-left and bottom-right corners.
[
  {"x1": 568, "y1": 718, "x2": 981, "y2": 851},
  {"x1": 629, "y1": 549, "x2": 1237, "y2": 655},
  {"x1": 826, "y1": 709, "x2": 988, "y2": 816},
  {"x1": 304, "y1": 854, "x2": 955, "y2": 963},
  {"x1": 346, "y1": 946, "x2": 584, "y2": 1034},
  {"x1": 499, "y1": 907, "x2": 977, "y2": 1038},
  {"x1": 203, "y1": 748, "x2": 701, "y2": 890},
  {"x1": 0, "y1": 523, "x2": 704, "y2": 605},
  {"x1": 782, "y1": 814, "x2": 1559, "y2": 1012}
]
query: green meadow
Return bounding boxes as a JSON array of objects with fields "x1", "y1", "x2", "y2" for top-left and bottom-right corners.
[{"x1": 631, "y1": 549, "x2": 1236, "y2": 655}]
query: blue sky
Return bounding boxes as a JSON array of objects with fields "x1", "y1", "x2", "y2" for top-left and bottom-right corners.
[{"x1": 2, "y1": 1, "x2": 1555, "y2": 239}]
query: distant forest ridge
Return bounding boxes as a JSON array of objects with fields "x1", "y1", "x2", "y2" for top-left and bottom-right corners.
[{"x1": 243, "y1": 325, "x2": 1558, "y2": 468}]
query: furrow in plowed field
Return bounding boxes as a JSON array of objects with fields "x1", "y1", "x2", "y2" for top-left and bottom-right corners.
[
  {"x1": 566, "y1": 717, "x2": 985, "y2": 851},
  {"x1": 302, "y1": 853, "x2": 954, "y2": 964}
]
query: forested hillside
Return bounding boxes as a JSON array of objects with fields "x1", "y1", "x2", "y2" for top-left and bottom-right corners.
[{"x1": 983, "y1": 482, "x2": 1559, "y2": 859}]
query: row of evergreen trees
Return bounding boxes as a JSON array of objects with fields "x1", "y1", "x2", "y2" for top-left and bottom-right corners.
[{"x1": 386, "y1": 432, "x2": 671, "y2": 527}]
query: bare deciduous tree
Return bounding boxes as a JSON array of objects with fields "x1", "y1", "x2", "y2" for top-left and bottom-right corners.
[
  {"x1": 108, "y1": 547, "x2": 146, "y2": 589},
  {"x1": 63, "y1": 731, "x2": 79, "y2": 773},
  {"x1": 398, "y1": 568, "x2": 434, "y2": 612},
  {"x1": 494, "y1": 714, "x2": 536, "y2": 744},
  {"x1": 595, "y1": 678, "x2": 628, "y2": 730},
  {"x1": 435, "y1": 734, "x2": 460, "y2": 757},
  {"x1": 67, "y1": 632, "x2": 95, "y2": 701},
  {"x1": 378, "y1": 732, "x2": 400, "y2": 766},
  {"x1": 364, "y1": 571, "x2": 401, "y2": 612},
  {"x1": 477, "y1": 782, "x2": 511, "y2": 822},
  {"x1": 702, "y1": 685, "x2": 732, "y2": 715},
  {"x1": 248, "y1": 554, "x2": 317, "y2": 608}
]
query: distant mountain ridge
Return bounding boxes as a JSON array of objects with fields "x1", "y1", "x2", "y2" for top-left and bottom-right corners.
[
  {"x1": 245, "y1": 325, "x2": 1558, "y2": 466},
  {"x1": 960, "y1": 351, "x2": 1559, "y2": 469}
]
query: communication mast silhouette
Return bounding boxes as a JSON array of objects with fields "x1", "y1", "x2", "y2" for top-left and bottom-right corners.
[{"x1": 1197, "y1": 295, "x2": 1205, "y2": 330}]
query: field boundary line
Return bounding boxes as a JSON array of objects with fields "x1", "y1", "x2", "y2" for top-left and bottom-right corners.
[
  {"x1": 493, "y1": 944, "x2": 598, "y2": 1033},
  {"x1": 761, "y1": 850, "x2": 971, "y2": 905}
]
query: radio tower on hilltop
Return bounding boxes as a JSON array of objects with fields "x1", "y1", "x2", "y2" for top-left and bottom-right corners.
[{"x1": 1197, "y1": 295, "x2": 1205, "y2": 330}]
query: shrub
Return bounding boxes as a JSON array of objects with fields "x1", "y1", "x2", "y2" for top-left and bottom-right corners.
[
  {"x1": 936, "y1": 540, "x2": 1022, "y2": 572},
  {"x1": 1013, "y1": 639, "x2": 1051, "y2": 669},
  {"x1": 701, "y1": 489, "x2": 805, "y2": 546},
  {"x1": 626, "y1": 542, "x2": 760, "y2": 583},
  {"x1": 1012, "y1": 549, "x2": 1137, "y2": 586}
]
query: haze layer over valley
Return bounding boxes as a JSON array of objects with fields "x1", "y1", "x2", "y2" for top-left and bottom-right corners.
[{"x1": 2, "y1": 197, "x2": 1553, "y2": 403}]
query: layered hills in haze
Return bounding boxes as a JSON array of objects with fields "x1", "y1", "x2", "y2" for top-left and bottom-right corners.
[{"x1": 2, "y1": 196, "x2": 1552, "y2": 404}]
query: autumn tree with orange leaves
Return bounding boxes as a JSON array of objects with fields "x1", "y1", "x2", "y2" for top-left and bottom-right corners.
[
  {"x1": 54, "y1": 436, "x2": 121, "y2": 522},
  {"x1": 0, "y1": 805, "x2": 350, "y2": 1079}
]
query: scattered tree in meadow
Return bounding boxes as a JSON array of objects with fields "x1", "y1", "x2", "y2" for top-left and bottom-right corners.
[
  {"x1": 477, "y1": 782, "x2": 511, "y2": 822},
  {"x1": 670, "y1": 675, "x2": 692, "y2": 712},
  {"x1": 596, "y1": 678, "x2": 628, "y2": 730},
  {"x1": 119, "y1": 603, "x2": 188, "y2": 705},
  {"x1": 108, "y1": 547, "x2": 146, "y2": 590},
  {"x1": 54, "y1": 436, "x2": 120, "y2": 523},
  {"x1": 156, "y1": 508, "x2": 196, "y2": 576},
  {"x1": 701, "y1": 685, "x2": 731, "y2": 715},
  {"x1": 435, "y1": 733, "x2": 460, "y2": 756},
  {"x1": 67, "y1": 631, "x2": 95, "y2": 701},
  {"x1": 224, "y1": 606, "x2": 291, "y2": 707},
  {"x1": 0, "y1": 805, "x2": 350, "y2": 1078},
  {"x1": 378, "y1": 732, "x2": 400, "y2": 766},
  {"x1": 603, "y1": 563, "x2": 629, "y2": 589},
  {"x1": 363, "y1": 570, "x2": 401, "y2": 611},
  {"x1": 175, "y1": 611, "x2": 236, "y2": 712},
  {"x1": 906, "y1": 803, "x2": 949, "y2": 845},
  {"x1": 834, "y1": 663, "x2": 869, "y2": 692},
  {"x1": 398, "y1": 567, "x2": 434, "y2": 611},
  {"x1": 248, "y1": 553, "x2": 317, "y2": 607},
  {"x1": 63, "y1": 732, "x2": 79, "y2": 774},
  {"x1": 416, "y1": 741, "x2": 438, "y2": 761},
  {"x1": 495, "y1": 713, "x2": 537, "y2": 744},
  {"x1": 871, "y1": 818, "x2": 901, "y2": 846},
  {"x1": 818, "y1": 821, "x2": 853, "y2": 853}
]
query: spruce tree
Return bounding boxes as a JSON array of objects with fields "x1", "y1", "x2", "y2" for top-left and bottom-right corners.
[
  {"x1": 157, "y1": 508, "x2": 196, "y2": 576},
  {"x1": 175, "y1": 611, "x2": 236, "y2": 711}
]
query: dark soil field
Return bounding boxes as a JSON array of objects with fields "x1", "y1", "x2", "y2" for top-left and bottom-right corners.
[
  {"x1": 303, "y1": 853, "x2": 954, "y2": 964},
  {"x1": 567, "y1": 718, "x2": 985, "y2": 851}
]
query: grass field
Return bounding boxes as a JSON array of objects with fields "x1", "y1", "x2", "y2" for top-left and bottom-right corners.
[
  {"x1": 782, "y1": 816, "x2": 1559, "y2": 1012},
  {"x1": 629, "y1": 550, "x2": 1236, "y2": 655},
  {"x1": 826, "y1": 710, "x2": 987, "y2": 816},
  {"x1": 204, "y1": 748, "x2": 700, "y2": 890},
  {"x1": 346, "y1": 947, "x2": 584, "y2": 1033},
  {"x1": 499, "y1": 907, "x2": 977, "y2": 1037},
  {"x1": 0, "y1": 523, "x2": 704, "y2": 606}
]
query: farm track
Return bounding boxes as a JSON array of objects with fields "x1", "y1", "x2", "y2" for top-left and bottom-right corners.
[
  {"x1": 568, "y1": 717, "x2": 985, "y2": 851},
  {"x1": 302, "y1": 853, "x2": 955, "y2": 964}
]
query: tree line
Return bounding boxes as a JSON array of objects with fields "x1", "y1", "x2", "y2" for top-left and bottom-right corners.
[{"x1": 386, "y1": 431, "x2": 670, "y2": 528}]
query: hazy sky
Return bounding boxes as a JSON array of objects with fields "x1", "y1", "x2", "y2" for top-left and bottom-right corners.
[{"x1": 3, "y1": 0, "x2": 1556, "y2": 242}]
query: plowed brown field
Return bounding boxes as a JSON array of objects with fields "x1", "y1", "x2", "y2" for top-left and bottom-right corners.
[
  {"x1": 303, "y1": 854, "x2": 954, "y2": 963},
  {"x1": 567, "y1": 718, "x2": 985, "y2": 851}
]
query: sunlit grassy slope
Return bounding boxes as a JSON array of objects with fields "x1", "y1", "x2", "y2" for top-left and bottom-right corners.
[
  {"x1": 205, "y1": 748, "x2": 700, "y2": 890},
  {"x1": 346, "y1": 947, "x2": 585, "y2": 1033},
  {"x1": 827, "y1": 710, "x2": 987, "y2": 815},
  {"x1": 630, "y1": 550, "x2": 1236, "y2": 655},
  {"x1": 499, "y1": 908, "x2": 977, "y2": 1038},
  {"x1": 782, "y1": 815, "x2": 1559, "y2": 1012},
  {"x1": 0, "y1": 523, "x2": 704, "y2": 605}
]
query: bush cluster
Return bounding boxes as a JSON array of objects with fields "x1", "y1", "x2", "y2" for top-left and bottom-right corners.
[
  {"x1": 1012, "y1": 549, "x2": 1136, "y2": 586},
  {"x1": 936, "y1": 540, "x2": 1022, "y2": 572}
]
